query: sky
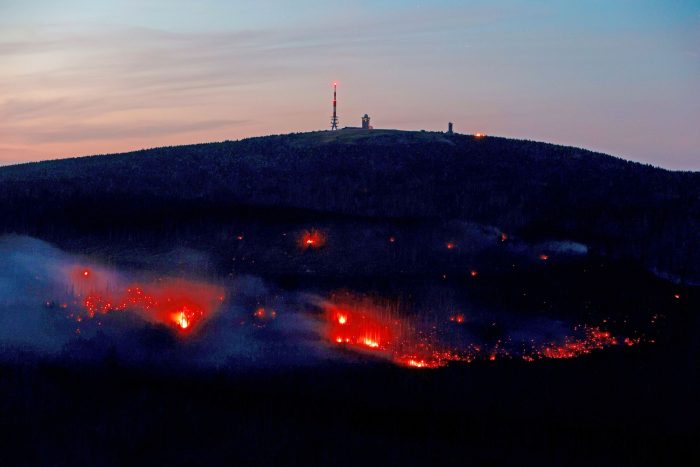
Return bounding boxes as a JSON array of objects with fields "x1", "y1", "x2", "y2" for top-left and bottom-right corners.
[{"x1": 0, "y1": 0, "x2": 698, "y2": 169}]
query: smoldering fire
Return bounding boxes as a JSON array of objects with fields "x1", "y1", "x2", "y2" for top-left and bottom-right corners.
[
  {"x1": 0, "y1": 235, "x2": 663, "y2": 371},
  {"x1": 298, "y1": 229, "x2": 326, "y2": 249},
  {"x1": 68, "y1": 265, "x2": 225, "y2": 333},
  {"x1": 320, "y1": 292, "x2": 653, "y2": 369}
]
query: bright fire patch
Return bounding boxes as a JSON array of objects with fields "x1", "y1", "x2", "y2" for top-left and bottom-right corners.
[
  {"x1": 322, "y1": 292, "x2": 644, "y2": 370},
  {"x1": 67, "y1": 266, "x2": 224, "y2": 333},
  {"x1": 177, "y1": 310, "x2": 190, "y2": 329},
  {"x1": 299, "y1": 229, "x2": 326, "y2": 249}
]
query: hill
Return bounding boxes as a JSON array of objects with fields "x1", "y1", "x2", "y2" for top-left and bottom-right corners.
[
  {"x1": 0, "y1": 129, "x2": 698, "y2": 466},
  {"x1": 1, "y1": 128, "x2": 699, "y2": 282}
]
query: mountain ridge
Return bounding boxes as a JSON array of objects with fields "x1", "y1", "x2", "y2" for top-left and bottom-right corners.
[{"x1": 2, "y1": 129, "x2": 694, "y2": 173}]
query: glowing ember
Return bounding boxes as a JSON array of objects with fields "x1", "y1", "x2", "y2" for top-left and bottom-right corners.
[
  {"x1": 251, "y1": 307, "x2": 277, "y2": 326},
  {"x1": 322, "y1": 293, "x2": 638, "y2": 370},
  {"x1": 500, "y1": 233, "x2": 508, "y2": 242},
  {"x1": 449, "y1": 314, "x2": 465, "y2": 324},
  {"x1": 299, "y1": 229, "x2": 326, "y2": 249},
  {"x1": 539, "y1": 254, "x2": 549, "y2": 261},
  {"x1": 624, "y1": 337, "x2": 641, "y2": 347},
  {"x1": 397, "y1": 357, "x2": 443, "y2": 369},
  {"x1": 446, "y1": 242, "x2": 455, "y2": 250},
  {"x1": 407, "y1": 359, "x2": 427, "y2": 368},
  {"x1": 470, "y1": 270, "x2": 478, "y2": 278},
  {"x1": 538, "y1": 326, "x2": 617, "y2": 359}
]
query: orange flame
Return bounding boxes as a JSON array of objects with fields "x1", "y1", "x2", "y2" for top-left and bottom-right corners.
[
  {"x1": 298, "y1": 229, "x2": 326, "y2": 249},
  {"x1": 67, "y1": 267, "x2": 225, "y2": 333},
  {"x1": 177, "y1": 310, "x2": 190, "y2": 329},
  {"x1": 322, "y1": 293, "x2": 629, "y2": 370}
]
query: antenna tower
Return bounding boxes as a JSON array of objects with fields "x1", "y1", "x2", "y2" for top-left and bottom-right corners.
[{"x1": 330, "y1": 82, "x2": 339, "y2": 130}]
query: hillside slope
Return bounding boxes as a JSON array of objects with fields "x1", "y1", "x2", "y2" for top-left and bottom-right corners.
[{"x1": 1, "y1": 129, "x2": 698, "y2": 281}]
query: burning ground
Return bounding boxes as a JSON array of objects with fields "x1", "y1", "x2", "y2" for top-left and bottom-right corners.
[
  {"x1": 319, "y1": 291, "x2": 650, "y2": 369},
  {"x1": 0, "y1": 235, "x2": 668, "y2": 371}
]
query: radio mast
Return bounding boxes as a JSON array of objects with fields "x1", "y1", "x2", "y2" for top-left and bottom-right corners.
[{"x1": 330, "y1": 82, "x2": 339, "y2": 130}]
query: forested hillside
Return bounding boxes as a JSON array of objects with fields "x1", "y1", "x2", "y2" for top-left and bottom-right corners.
[{"x1": 1, "y1": 129, "x2": 698, "y2": 282}]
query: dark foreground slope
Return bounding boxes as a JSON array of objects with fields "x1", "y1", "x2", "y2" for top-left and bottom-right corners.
[
  {"x1": 1, "y1": 129, "x2": 699, "y2": 282},
  {"x1": 1, "y1": 340, "x2": 698, "y2": 467}
]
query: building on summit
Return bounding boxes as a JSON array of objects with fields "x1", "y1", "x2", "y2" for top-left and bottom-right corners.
[{"x1": 362, "y1": 114, "x2": 372, "y2": 130}]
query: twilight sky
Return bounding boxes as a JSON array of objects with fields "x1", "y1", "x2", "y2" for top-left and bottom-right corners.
[{"x1": 1, "y1": 0, "x2": 698, "y2": 169}]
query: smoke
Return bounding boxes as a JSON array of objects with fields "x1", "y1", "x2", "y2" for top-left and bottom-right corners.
[
  {"x1": 0, "y1": 235, "x2": 79, "y2": 353},
  {"x1": 536, "y1": 240, "x2": 588, "y2": 256},
  {"x1": 501, "y1": 237, "x2": 589, "y2": 260},
  {"x1": 0, "y1": 235, "x2": 329, "y2": 369}
]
